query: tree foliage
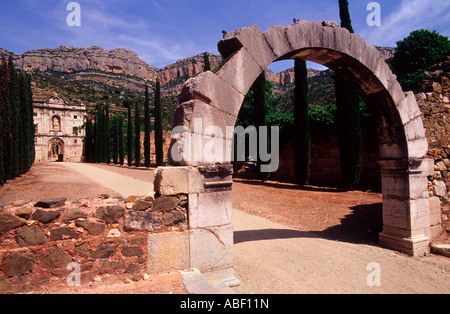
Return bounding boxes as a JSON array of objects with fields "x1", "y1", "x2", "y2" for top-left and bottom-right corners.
[
  {"x1": 144, "y1": 83, "x2": 151, "y2": 168},
  {"x1": 154, "y1": 78, "x2": 164, "y2": 166},
  {"x1": 0, "y1": 56, "x2": 35, "y2": 186},
  {"x1": 392, "y1": 29, "x2": 450, "y2": 92},
  {"x1": 293, "y1": 59, "x2": 310, "y2": 186}
]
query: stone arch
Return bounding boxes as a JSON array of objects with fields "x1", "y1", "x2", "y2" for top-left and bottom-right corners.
[
  {"x1": 48, "y1": 138, "x2": 64, "y2": 160},
  {"x1": 161, "y1": 21, "x2": 434, "y2": 280}
]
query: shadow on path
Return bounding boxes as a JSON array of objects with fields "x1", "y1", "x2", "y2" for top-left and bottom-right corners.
[{"x1": 235, "y1": 202, "x2": 383, "y2": 246}]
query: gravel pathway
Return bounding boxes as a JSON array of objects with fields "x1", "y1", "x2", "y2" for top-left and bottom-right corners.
[{"x1": 60, "y1": 162, "x2": 154, "y2": 198}]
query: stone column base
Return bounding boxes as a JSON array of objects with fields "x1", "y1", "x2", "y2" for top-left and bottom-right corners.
[{"x1": 379, "y1": 232, "x2": 430, "y2": 257}]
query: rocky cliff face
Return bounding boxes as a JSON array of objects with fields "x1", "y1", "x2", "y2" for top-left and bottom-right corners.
[
  {"x1": 0, "y1": 45, "x2": 396, "y2": 87},
  {"x1": 5, "y1": 46, "x2": 159, "y2": 81},
  {"x1": 0, "y1": 47, "x2": 223, "y2": 86}
]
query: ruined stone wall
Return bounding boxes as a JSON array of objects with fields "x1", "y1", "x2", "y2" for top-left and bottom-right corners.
[
  {"x1": 271, "y1": 133, "x2": 381, "y2": 190},
  {"x1": 0, "y1": 194, "x2": 188, "y2": 293},
  {"x1": 416, "y1": 56, "x2": 450, "y2": 238}
]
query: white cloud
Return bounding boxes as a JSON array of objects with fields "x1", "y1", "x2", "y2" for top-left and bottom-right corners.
[{"x1": 363, "y1": 0, "x2": 450, "y2": 46}]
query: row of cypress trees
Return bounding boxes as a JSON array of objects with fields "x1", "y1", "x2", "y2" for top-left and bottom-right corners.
[
  {"x1": 84, "y1": 79, "x2": 164, "y2": 167},
  {"x1": 0, "y1": 55, "x2": 35, "y2": 186}
]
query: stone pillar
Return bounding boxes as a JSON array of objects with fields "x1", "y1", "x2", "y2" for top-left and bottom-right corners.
[
  {"x1": 154, "y1": 165, "x2": 240, "y2": 288},
  {"x1": 378, "y1": 158, "x2": 434, "y2": 256}
]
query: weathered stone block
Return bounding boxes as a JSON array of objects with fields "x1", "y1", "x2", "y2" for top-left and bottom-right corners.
[
  {"x1": 170, "y1": 129, "x2": 232, "y2": 166},
  {"x1": 407, "y1": 137, "x2": 429, "y2": 160},
  {"x1": 174, "y1": 100, "x2": 237, "y2": 136},
  {"x1": 0, "y1": 253, "x2": 36, "y2": 277},
  {"x1": 189, "y1": 191, "x2": 233, "y2": 229},
  {"x1": 124, "y1": 211, "x2": 163, "y2": 232},
  {"x1": 219, "y1": 24, "x2": 276, "y2": 70},
  {"x1": 0, "y1": 211, "x2": 27, "y2": 233},
  {"x1": 178, "y1": 71, "x2": 245, "y2": 117},
  {"x1": 147, "y1": 231, "x2": 190, "y2": 274},
  {"x1": 397, "y1": 91, "x2": 423, "y2": 124},
  {"x1": 263, "y1": 25, "x2": 292, "y2": 59},
  {"x1": 43, "y1": 247, "x2": 72, "y2": 269},
  {"x1": 429, "y1": 197, "x2": 442, "y2": 227},
  {"x1": 190, "y1": 225, "x2": 234, "y2": 273},
  {"x1": 34, "y1": 198, "x2": 67, "y2": 209},
  {"x1": 15, "y1": 225, "x2": 48, "y2": 247},
  {"x1": 154, "y1": 166, "x2": 189, "y2": 196},
  {"x1": 217, "y1": 47, "x2": 264, "y2": 96},
  {"x1": 95, "y1": 205, "x2": 125, "y2": 224}
]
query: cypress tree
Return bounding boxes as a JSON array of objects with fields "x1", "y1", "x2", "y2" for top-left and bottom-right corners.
[
  {"x1": 134, "y1": 101, "x2": 141, "y2": 167},
  {"x1": 144, "y1": 83, "x2": 151, "y2": 168},
  {"x1": 294, "y1": 59, "x2": 311, "y2": 186},
  {"x1": 0, "y1": 59, "x2": 5, "y2": 185},
  {"x1": 18, "y1": 72, "x2": 28, "y2": 174},
  {"x1": 105, "y1": 104, "x2": 110, "y2": 164},
  {"x1": 203, "y1": 52, "x2": 211, "y2": 72},
  {"x1": 126, "y1": 101, "x2": 133, "y2": 167},
  {"x1": 111, "y1": 116, "x2": 118, "y2": 165},
  {"x1": 154, "y1": 78, "x2": 164, "y2": 166},
  {"x1": 253, "y1": 71, "x2": 268, "y2": 181},
  {"x1": 336, "y1": 0, "x2": 363, "y2": 189},
  {"x1": 85, "y1": 116, "x2": 93, "y2": 163},
  {"x1": 335, "y1": 77, "x2": 363, "y2": 188},
  {"x1": 8, "y1": 55, "x2": 20, "y2": 178},
  {"x1": 25, "y1": 74, "x2": 35, "y2": 169},
  {"x1": 1, "y1": 57, "x2": 11, "y2": 181},
  {"x1": 118, "y1": 114, "x2": 125, "y2": 166},
  {"x1": 338, "y1": 0, "x2": 354, "y2": 33},
  {"x1": 94, "y1": 104, "x2": 103, "y2": 163}
]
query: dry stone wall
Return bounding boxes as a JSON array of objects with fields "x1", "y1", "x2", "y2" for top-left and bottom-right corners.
[
  {"x1": 0, "y1": 194, "x2": 188, "y2": 293},
  {"x1": 416, "y1": 56, "x2": 450, "y2": 239}
]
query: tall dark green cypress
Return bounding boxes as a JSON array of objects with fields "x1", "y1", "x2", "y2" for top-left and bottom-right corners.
[
  {"x1": 18, "y1": 72, "x2": 28, "y2": 174},
  {"x1": 0, "y1": 59, "x2": 5, "y2": 185},
  {"x1": 105, "y1": 104, "x2": 110, "y2": 164},
  {"x1": 111, "y1": 116, "x2": 118, "y2": 165},
  {"x1": 338, "y1": 0, "x2": 354, "y2": 33},
  {"x1": 294, "y1": 59, "x2": 311, "y2": 186},
  {"x1": 1, "y1": 57, "x2": 11, "y2": 181},
  {"x1": 336, "y1": 0, "x2": 363, "y2": 189},
  {"x1": 8, "y1": 55, "x2": 20, "y2": 178},
  {"x1": 126, "y1": 101, "x2": 133, "y2": 167},
  {"x1": 134, "y1": 101, "x2": 141, "y2": 167},
  {"x1": 118, "y1": 115, "x2": 125, "y2": 166},
  {"x1": 25, "y1": 74, "x2": 35, "y2": 169},
  {"x1": 154, "y1": 78, "x2": 164, "y2": 166},
  {"x1": 144, "y1": 83, "x2": 151, "y2": 168},
  {"x1": 85, "y1": 116, "x2": 93, "y2": 163},
  {"x1": 253, "y1": 71, "x2": 268, "y2": 181}
]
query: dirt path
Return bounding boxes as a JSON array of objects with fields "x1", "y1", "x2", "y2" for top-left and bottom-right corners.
[
  {"x1": 233, "y1": 209, "x2": 450, "y2": 294},
  {"x1": 61, "y1": 162, "x2": 155, "y2": 198},
  {"x1": 0, "y1": 162, "x2": 118, "y2": 203}
]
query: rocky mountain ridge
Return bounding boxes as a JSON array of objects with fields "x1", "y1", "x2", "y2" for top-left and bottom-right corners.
[{"x1": 0, "y1": 45, "x2": 325, "y2": 87}]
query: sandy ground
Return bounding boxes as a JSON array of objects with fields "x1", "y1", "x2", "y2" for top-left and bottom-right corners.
[{"x1": 1, "y1": 162, "x2": 449, "y2": 294}]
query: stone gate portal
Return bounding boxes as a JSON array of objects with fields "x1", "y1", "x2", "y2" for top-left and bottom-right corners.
[{"x1": 155, "y1": 21, "x2": 435, "y2": 285}]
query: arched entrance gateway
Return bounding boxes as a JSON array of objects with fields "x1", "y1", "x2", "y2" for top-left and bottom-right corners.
[{"x1": 154, "y1": 21, "x2": 435, "y2": 284}]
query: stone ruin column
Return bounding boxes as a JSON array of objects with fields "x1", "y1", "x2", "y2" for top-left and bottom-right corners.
[
  {"x1": 378, "y1": 158, "x2": 435, "y2": 256},
  {"x1": 154, "y1": 165, "x2": 240, "y2": 288}
]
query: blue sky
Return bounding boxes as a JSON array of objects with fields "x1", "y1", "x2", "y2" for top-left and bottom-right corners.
[{"x1": 0, "y1": 0, "x2": 449, "y2": 72}]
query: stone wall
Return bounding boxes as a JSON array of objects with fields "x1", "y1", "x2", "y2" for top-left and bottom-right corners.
[
  {"x1": 416, "y1": 56, "x2": 450, "y2": 239},
  {"x1": 0, "y1": 194, "x2": 188, "y2": 293},
  {"x1": 271, "y1": 133, "x2": 381, "y2": 190}
]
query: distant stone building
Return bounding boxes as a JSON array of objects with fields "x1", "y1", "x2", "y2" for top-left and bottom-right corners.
[{"x1": 33, "y1": 94, "x2": 86, "y2": 162}]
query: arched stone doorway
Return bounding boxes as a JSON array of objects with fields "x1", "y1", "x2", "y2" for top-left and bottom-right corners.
[
  {"x1": 48, "y1": 138, "x2": 64, "y2": 161},
  {"x1": 157, "y1": 21, "x2": 434, "y2": 281}
]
